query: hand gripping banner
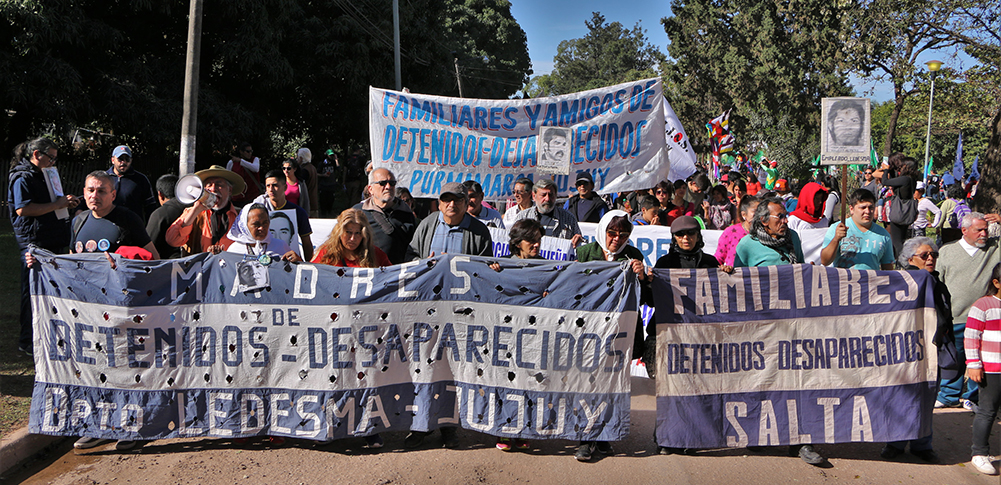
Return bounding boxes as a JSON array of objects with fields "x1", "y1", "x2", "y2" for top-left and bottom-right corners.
[
  {"x1": 651, "y1": 265, "x2": 938, "y2": 449},
  {"x1": 28, "y1": 251, "x2": 638, "y2": 442},
  {"x1": 369, "y1": 78, "x2": 669, "y2": 198}
]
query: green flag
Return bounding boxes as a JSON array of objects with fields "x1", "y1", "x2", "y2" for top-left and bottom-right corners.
[{"x1": 870, "y1": 141, "x2": 879, "y2": 168}]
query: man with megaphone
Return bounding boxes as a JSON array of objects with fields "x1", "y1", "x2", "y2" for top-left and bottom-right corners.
[{"x1": 166, "y1": 165, "x2": 246, "y2": 255}]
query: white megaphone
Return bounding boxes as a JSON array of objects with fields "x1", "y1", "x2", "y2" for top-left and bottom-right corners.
[{"x1": 175, "y1": 174, "x2": 217, "y2": 207}]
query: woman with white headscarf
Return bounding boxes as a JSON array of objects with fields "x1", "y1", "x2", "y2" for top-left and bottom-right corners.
[
  {"x1": 572, "y1": 210, "x2": 648, "y2": 462},
  {"x1": 226, "y1": 203, "x2": 301, "y2": 262}
]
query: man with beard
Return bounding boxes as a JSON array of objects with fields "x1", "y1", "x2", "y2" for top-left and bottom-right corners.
[
  {"x1": 936, "y1": 211, "x2": 1001, "y2": 409},
  {"x1": 514, "y1": 178, "x2": 582, "y2": 247},
  {"x1": 734, "y1": 197, "x2": 823, "y2": 466},
  {"x1": 820, "y1": 188, "x2": 894, "y2": 270},
  {"x1": 106, "y1": 145, "x2": 157, "y2": 221},
  {"x1": 166, "y1": 165, "x2": 245, "y2": 255},
  {"x1": 355, "y1": 168, "x2": 415, "y2": 264}
]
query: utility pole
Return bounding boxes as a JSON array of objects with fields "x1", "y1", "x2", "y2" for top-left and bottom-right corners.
[
  {"x1": 179, "y1": 0, "x2": 204, "y2": 176},
  {"x1": 454, "y1": 57, "x2": 463, "y2": 97},
  {"x1": 393, "y1": 0, "x2": 401, "y2": 91}
]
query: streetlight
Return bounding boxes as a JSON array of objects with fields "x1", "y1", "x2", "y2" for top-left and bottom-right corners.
[{"x1": 923, "y1": 60, "x2": 943, "y2": 184}]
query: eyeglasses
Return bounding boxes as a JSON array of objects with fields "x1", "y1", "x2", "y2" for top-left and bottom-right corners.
[
  {"x1": 674, "y1": 229, "x2": 699, "y2": 238},
  {"x1": 655, "y1": 190, "x2": 667, "y2": 194},
  {"x1": 606, "y1": 230, "x2": 630, "y2": 240},
  {"x1": 374, "y1": 179, "x2": 397, "y2": 187},
  {"x1": 768, "y1": 213, "x2": 789, "y2": 221},
  {"x1": 42, "y1": 152, "x2": 58, "y2": 163},
  {"x1": 282, "y1": 166, "x2": 294, "y2": 171},
  {"x1": 915, "y1": 251, "x2": 939, "y2": 260}
]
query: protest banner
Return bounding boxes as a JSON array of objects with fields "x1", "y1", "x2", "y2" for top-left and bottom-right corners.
[
  {"x1": 651, "y1": 265, "x2": 937, "y2": 449},
  {"x1": 28, "y1": 251, "x2": 638, "y2": 442},
  {"x1": 369, "y1": 78, "x2": 669, "y2": 198}
]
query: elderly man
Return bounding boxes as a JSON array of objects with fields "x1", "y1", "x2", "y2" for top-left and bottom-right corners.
[
  {"x1": 354, "y1": 168, "x2": 416, "y2": 264},
  {"x1": 502, "y1": 177, "x2": 533, "y2": 228},
  {"x1": 734, "y1": 197, "x2": 822, "y2": 465},
  {"x1": 821, "y1": 189, "x2": 893, "y2": 270},
  {"x1": 936, "y1": 211, "x2": 1001, "y2": 409},
  {"x1": 564, "y1": 171, "x2": 609, "y2": 224},
  {"x1": 254, "y1": 169, "x2": 314, "y2": 261},
  {"x1": 514, "y1": 178, "x2": 582, "y2": 246},
  {"x1": 71, "y1": 171, "x2": 159, "y2": 258},
  {"x1": 462, "y1": 180, "x2": 504, "y2": 228},
  {"x1": 407, "y1": 182, "x2": 492, "y2": 261},
  {"x1": 166, "y1": 165, "x2": 245, "y2": 255},
  {"x1": 106, "y1": 145, "x2": 157, "y2": 221},
  {"x1": 404, "y1": 182, "x2": 491, "y2": 448}
]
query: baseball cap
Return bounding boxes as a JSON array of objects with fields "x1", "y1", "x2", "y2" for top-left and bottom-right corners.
[
  {"x1": 440, "y1": 182, "x2": 467, "y2": 200},
  {"x1": 769, "y1": 161, "x2": 778, "y2": 168},
  {"x1": 575, "y1": 171, "x2": 594, "y2": 185},
  {"x1": 113, "y1": 145, "x2": 133, "y2": 159},
  {"x1": 916, "y1": 181, "x2": 925, "y2": 190}
]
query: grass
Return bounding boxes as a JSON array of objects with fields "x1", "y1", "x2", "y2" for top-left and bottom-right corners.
[{"x1": 0, "y1": 218, "x2": 34, "y2": 438}]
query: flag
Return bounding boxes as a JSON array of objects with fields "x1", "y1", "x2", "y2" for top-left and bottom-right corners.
[
  {"x1": 705, "y1": 109, "x2": 731, "y2": 138},
  {"x1": 924, "y1": 155, "x2": 933, "y2": 183},
  {"x1": 870, "y1": 140, "x2": 879, "y2": 168},
  {"x1": 717, "y1": 133, "x2": 735, "y2": 153},
  {"x1": 663, "y1": 101, "x2": 697, "y2": 182},
  {"x1": 971, "y1": 155, "x2": 980, "y2": 181},
  {"x1": 952, "y1": 132, "x2": 964, "y2": 182}
]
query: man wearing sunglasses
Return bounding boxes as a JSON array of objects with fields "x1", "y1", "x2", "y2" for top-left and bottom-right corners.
[
  {"x1": 106, "y1": 145, "x2": 157, "y2": 222},
  {"x1": 355, "y1": 168, "x2": 415, "y2": 264},
  {"x1": 821, "y1": 188, "x2": 894, "y2": 270}
]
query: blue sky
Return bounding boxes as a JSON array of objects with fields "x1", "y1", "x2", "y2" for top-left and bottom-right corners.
[{"x1": 509, "y1": 0, "x2": 972, "y2": 103}]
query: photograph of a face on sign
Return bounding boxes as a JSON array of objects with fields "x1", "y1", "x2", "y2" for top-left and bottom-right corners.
[
  {"x1": 820, "y1": 97, "x2": 870, "y2": 165},
  {"x1": 269, "y1": 209, "x2": 300, "y2": 254},
  {"x1": 537, "y1": 126, "x2": 571, "y2": 175}
]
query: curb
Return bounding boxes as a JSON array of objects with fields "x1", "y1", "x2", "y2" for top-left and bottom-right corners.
[{"x1": 0, "y1": 426, "x2": 69, "y2": 479}]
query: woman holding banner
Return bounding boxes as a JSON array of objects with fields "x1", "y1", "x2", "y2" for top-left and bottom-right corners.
[
  {"x1": 879, "y1": 237, "x2": 954, "y2": 463},
  {"x1": 312, "y1": 209, "x2": 389, "y2": 448},
  {"x1": 573, "y1": 211, "x2": 649, "y2": 462}
]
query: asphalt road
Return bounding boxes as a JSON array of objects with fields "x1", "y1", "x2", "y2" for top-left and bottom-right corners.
[{"x1": 7, "y1": 378, "x2": 1000, "y2": 485}]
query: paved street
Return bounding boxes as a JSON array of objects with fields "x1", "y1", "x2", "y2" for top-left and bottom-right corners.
[{"x1": 7, "y1": 378, "x2": 999, "y2": 484}]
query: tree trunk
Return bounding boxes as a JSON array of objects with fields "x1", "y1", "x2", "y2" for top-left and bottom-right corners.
[
  {"x1": 971, "y1": 107, "x2": 1001, "y2": 215},
  {"x1": 882, "y1": 82, "x2": 906, "y2": 159}
]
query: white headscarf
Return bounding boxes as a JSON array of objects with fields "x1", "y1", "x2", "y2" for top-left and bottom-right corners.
[
  {"x1": 226, "y1": 204, "x2": 292, "y2": 257},
  {"x1": 596, "y1": 210, "x2": 631, "y2": 258},
  {"x1": 228, "y1": 204, "x2": 265, "y2": 245}
]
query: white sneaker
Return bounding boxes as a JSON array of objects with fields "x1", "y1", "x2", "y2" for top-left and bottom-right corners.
[
  {"x1": 74, "y1": 437, "x2": 113, "y2": 449},
  {"x1": 963, "y1": 399, "x2": 980, "y2": 413},
  {"x1": 933, "y1": 400, "x2": 947, "y2": 409},
  {"x1": 971, "y1": 455, "x2": 998, "y2": 475}
]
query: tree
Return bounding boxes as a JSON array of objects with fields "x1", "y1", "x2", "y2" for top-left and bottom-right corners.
[
  {"x1": 534, "y1": 12, "x2": 665, "y2": 97},
  {"x1": 920, "y1": 0, "x2": 1001, "y2": 213},
  {"x1": 444, "y1": 0, "x2": 532, "y2": 99},
  {"x1": 662, "y1": 0, "x2": 853, "y2": 178},
  {"x1": 846, "y1": 0, "x2": 962, "y2": 158}
]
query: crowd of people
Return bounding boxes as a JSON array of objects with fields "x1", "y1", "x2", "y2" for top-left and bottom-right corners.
[{"x1": 7, "y1": 136, "x2": 1001, "y2": 473}]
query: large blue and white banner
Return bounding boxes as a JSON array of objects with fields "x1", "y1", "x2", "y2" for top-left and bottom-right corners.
[
  {"x1": 369, "y1": 79, "x2": 669, "y2": 198},
  {"x1": 652, "y1": 265, "x2": 938, "y2": 449},
  {"x1": 28, "y1": 251, "x2": 639, "y2": 442}
]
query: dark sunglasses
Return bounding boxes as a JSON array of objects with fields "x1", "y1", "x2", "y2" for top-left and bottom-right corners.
[
  {"x1": 606, "y1": 230, "x2": 630, "y2": 240},
  {"x1": 674, "y1": 229, "x2": 699, "y2": 238},
  {"x1": 374, "y1": 179, "x2": 397, "y2": 187},
  {"x1": 915, "y1": 251, "x2": 939, "y2": 260},
  {"x1": 282, "y1": 166, "x2": 294, "y2": 171}
]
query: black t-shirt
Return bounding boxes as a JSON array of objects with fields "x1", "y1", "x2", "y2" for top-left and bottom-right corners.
[{"x1": 72, "y1": 206, "x2": 151, "y2": 253}]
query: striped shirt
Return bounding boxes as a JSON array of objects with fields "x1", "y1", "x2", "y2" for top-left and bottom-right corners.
[{"x1": 965, "y1": 295, "x2": 1001, "y2": 373}]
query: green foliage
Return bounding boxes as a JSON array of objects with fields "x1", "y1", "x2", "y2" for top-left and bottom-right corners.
[
  {"x1": 534, "y1": 12, "x2": 665, "y2": 97},
  {"x1": 444, "y1": 0, "x2": 532, "y2": 99},
  {"x1": 1, "y1": 0, "x2": 532, "y2": 178},
  {"x1": 661, "y1": 0, "x2": 853, "y2": 176}
]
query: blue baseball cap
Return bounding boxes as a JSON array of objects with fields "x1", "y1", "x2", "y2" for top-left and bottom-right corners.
[{"x1": 113, "y1": 145, "x2": 133, "y2": 159}]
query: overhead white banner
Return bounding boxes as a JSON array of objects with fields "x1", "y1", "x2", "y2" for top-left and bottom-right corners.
[{"x1": 369, "y1": 79, "x2": 669, "y2": 198}]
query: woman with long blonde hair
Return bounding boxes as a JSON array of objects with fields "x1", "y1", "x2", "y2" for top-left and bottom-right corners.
[{"x1": 312, "y1": 209, "x2": 391, "y2": 267}]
